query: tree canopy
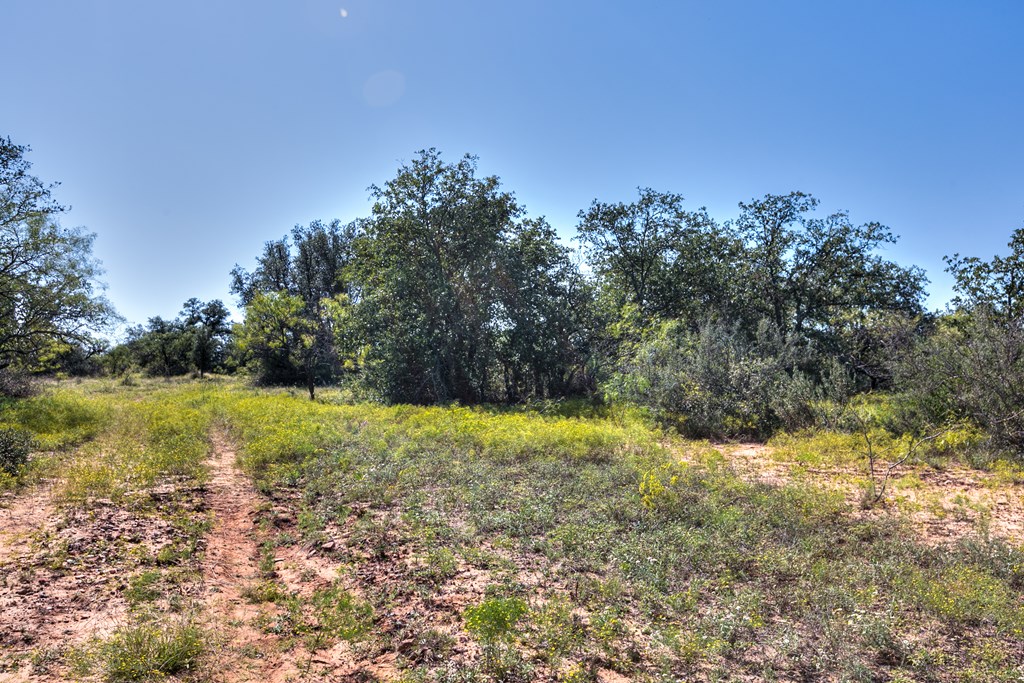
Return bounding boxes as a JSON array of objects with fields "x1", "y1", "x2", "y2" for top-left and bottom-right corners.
[
  {"x1": 352, "y1": 149, "x2": 590, "y2": 403},
  {"x1": 0, "y1": 136, "x2": 116, "y2": 377}
]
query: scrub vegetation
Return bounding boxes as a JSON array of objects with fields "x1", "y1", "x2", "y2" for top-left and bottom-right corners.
[{"x1": 2, "y1": 380, "x2": 1023, "y2": 682}]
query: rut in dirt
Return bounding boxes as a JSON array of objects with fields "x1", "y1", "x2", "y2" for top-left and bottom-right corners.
[
  {"x1": 201, "y1": 432, "x2": 401, "y2": 682},
  {"x1": 200, "y1": 433, "x2": 293, "y2": 682}
]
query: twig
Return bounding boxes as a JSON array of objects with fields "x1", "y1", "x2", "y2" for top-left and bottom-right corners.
[{"x1": 855, "y1": 412, "x2": 948, "y2": 507}]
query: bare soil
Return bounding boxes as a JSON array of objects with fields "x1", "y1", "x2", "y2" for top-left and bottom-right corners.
[
  {"x1": 0, "y1": 485, "x2": 127, "y2": 681},
  {"x1": 716, "y1": 442, "x2": 1024, "y2": 547}
]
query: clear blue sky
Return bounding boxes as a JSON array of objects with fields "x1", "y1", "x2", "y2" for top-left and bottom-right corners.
[{"x1": 6, "y1": 1, "x2": 1024, "y2": 328}]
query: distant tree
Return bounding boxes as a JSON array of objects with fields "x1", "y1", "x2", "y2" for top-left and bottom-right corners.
[
  {"x1": 102, "y1": 343, "x2": 133, "y2": 377},
  {"x1": 494, "y1": 219, "x2": 596, "y2": 400},
  {"x1": 0, "y1": 136, "x2": 117, "y2": 381},
  {"x1": 180, "y1": 298, "x2": 231, "y2": 378},
  {"x1": 231, "y1": 219, "x2": 358, "y2": 397},
  {"x1": 112, "y1": 298, "x2": 231, "y2": 378},
  {"x1": 234, "y1": 290, "x2": 348, "y2": 399},
  {"x1": 578, "y1": 188, "x2": 925, "y2": 390},
  {"x1": 124, "y1": 316, "x2": 191, "y2": 376},
  {"x1": 944, "y1": 226, "x2": 1024, "y2": 318}
]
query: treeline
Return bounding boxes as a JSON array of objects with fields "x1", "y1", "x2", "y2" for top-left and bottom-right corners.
[
  {"x1": 107, "y1": 149, "x2": 1024, "y2": 449},
  {"x1": 106, "y1": 299, "x2": 232, "y2": 378},
  {"x1": 5, "y1": 136, "x2": 1024, "y2": 451},
  {"x1": 207, "y1": 151, "x2": 927, "y2": 419}
]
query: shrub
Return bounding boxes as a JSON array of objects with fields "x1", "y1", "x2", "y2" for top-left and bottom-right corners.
[
  {"x1": 0, "y1": 369, "x2": 35, "y2": 397},
  {"x1": 609, "y1": 319, "x2": 844, "y2": 439},
  {"x1": 0, "y1": 426, "x2": 32, "y2": 475},
  {"x1": 892, "y1": 311, "x2": 1024, "y2": 457}
]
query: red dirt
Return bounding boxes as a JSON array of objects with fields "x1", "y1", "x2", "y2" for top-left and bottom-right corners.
[
  {"x1": 0, "y1": 485, "x2": 128, "y2": 682},
  {"x1": 199, "y1": 434, "x2": 306, "y2": 683}
]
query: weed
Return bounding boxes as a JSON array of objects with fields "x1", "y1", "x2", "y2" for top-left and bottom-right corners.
[
  {"x1": 18, "y1": 380, "x2": 1023, "y2": 681},
  {"x1": 124, "y1": 571, "x2": 163, "y2": 605},
  {"x1": 301, "y1": 583, "x2": 373, "y2": 672},
  {"x1": 98, "y1": 619, "x2": 204, "y2": 682},
  {"x1": 297, "y1": 505, "x2": 327, "y2": 545},
  {"x1": 29, "y1": 646, "x2": 64, "y2": 675},
  {"x1": 258, "y1": 540, "x2": 276, "y2": 577},
  {"x1": 241, "y1": 580, "x2": 287, "y2": 604},
  {"x1": 464, "y1": 596, "x2": 528, "y2": 643},
  {"x1": 420, "y1": 546, "x2": 458, "y2": 584},
  {"x1": 531, "y1": 596, "x2": 583, "y2": 665}
]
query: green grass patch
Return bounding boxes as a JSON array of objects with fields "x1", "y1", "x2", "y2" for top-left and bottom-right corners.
[
  {"x1": 53, "y1": 384, "x2": 218, "y2": 504},
  {"x1": 96, "y1": 620, "x2": 204, "y2": 682}
]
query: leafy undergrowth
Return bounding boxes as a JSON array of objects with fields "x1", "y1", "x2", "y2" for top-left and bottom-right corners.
[{"x1": 223, "y1": 388, "x2": 1024, "y2": 682}]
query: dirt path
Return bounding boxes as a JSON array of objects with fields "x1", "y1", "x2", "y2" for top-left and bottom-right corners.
[
  {"x1": 200, "y1": 434, "x2": 305, "y2": 683},
  {"x1": 0, "y1": 484, "x2": 54, "y2": 566},
  {"x1": 201, "y1": 434, "x2": 396, "y2": 682}
]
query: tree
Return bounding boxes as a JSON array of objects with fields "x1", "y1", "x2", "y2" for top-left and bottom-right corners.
[
  {"x1": 734, "y1": 192, "x2": 927, "y2": 339},
  {"x1": 123, "y1": 317, "x2": 191, "y2": 376},
  {"x1": 231, "y1": 219, "x2": 358, "y2": 397},
  {"x1": 180, "y1": 298, "x2": 231, "y2": 378},
  {"x1": 0, "y1": 136, "x2": 117, "y2": 378},
  {"x1": 576, "y1": 188, "x2": 688, "y2": 324},
  {"x1": 111, "y1": 298, "x2": 231, "y2": 378},
  {"x1": 945, "y1": 226, "x2": 1024, "y2": 318},
  {"x1": 353, "y1": 149, "x2": 589, "y2": 404},
  {"x1": 575, "y1": 188, "x2": 741, "y2": 328},
  {"x1": 891, "y1": 227, "x2": 1024, "y2": 455},
  {"x1": 234, "y1": 290, "x2": 348, "y2": 399},
  {"x1": 494, "y1": 219, "x2": 596, "y2": 400}
]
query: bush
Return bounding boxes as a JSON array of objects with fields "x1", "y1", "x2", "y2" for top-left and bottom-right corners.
[
  {"x1": 0, "y1": 369, "x2": 35, "y2": 398},
  {"x1": 0, "y1": 426, "x2": 32, "y2": 475},
  {"x1": 609, "y1": 319, "x2": 846, "y2": 439},
  {"x1": 893, "y1": 311, "x2": 1024, "y2": 456}
]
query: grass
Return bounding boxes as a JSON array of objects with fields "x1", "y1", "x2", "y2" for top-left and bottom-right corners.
[
  {"x1": 4, "y1": 380, "x2": 1024, "y2": 681},
  {"x1": 50, "y1": 383, "x2": 217, "y2": 504},
  {"x1": 0, "y1": 379, "x2": 220, "y2": 500},
  {"x1": 217, "y1": 387, "x2": 1024, "y2": 681},
  {"x1": 97, "y1": 619, "x2": 205, "y2": 682},
  {"x1": 0, "y1": 386, "x2": 112, "y2": 451}
]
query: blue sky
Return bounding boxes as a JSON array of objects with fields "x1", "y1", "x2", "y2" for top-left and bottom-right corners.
[{"x1": 6, "y1": 1, "x2": 1024, "y2": 328}]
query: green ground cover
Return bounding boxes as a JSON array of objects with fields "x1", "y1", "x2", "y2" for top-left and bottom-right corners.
[{"x1": 2, "y1": 380, "x2": 1023, "y2": 681}]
